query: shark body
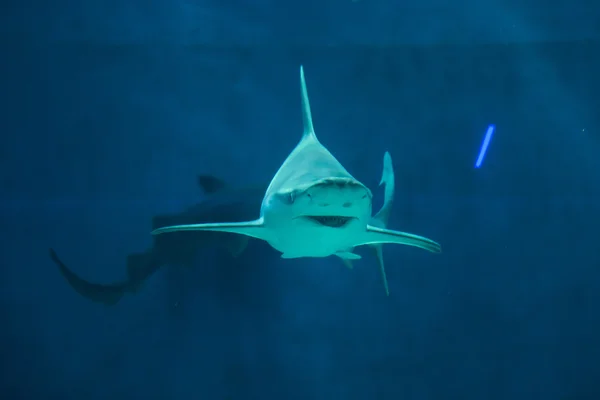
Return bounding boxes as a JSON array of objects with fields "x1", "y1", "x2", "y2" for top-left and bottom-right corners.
[{"x1": 152, "y1": 66, "x2": 441, "y2": 263}]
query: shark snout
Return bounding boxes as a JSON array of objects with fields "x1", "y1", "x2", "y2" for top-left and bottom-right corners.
[{"x1": 305, "y1": 179, "x2": 372, "y2": 210}]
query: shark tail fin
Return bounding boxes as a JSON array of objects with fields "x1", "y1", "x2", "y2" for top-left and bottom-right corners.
[
  {"x1": 371, "y1": 245, "x2": 389, "y2": 296},
  {"x1": 225, "y1": 236, "x2": 250, "y2": 258},
  {"x1": 49, "y1": 248, "x2": 127, "y2": 306},
  {"x1": 366, "y1": 151, "x2": 394, "y2": 295}
]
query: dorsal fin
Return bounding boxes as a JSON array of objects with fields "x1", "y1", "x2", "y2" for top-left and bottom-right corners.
[
  {"x1": 197, "y1": 175, "x2": 227, "y2": 194},
  {"x1": 299, "y1": 65, "x2": 317, "y2": 141}
]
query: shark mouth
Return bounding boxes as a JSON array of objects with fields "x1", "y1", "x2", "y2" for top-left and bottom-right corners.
[{"x1": 302, "y1": 215, "x2": 355, "y2": 228}]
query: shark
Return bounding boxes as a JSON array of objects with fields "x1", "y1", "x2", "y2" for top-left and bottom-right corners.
[
  {"x1": 49, "y1": 150, "x2": 398, "y2": 306},
  {"x1": 152, "y1": 66, "x2": 441, "y2": 266},
  {"x1": 49, "y1": 175, "x2": 264, "y2": 306}
]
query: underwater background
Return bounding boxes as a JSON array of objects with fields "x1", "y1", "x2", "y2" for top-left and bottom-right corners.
[{"x1": 1, "y1": 0, "x2": 600, "y2": 399}]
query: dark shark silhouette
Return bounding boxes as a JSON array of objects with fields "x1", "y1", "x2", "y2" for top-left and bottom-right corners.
[
  {"x1": 49, "y1": 175, "x2": 265, "y2": 305},
  {"x1": 51, "y1": 159, "x2": 399, "y2": 305}
]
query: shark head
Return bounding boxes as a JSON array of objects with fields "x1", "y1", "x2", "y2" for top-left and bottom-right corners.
[
  {"x1": 264, "y1": 177, "x2": 373, "y2": 228},
  {"x1": 259, "y1": 176, "x2": 375, "y2": 258},
  {"x1": 152, "y1": 66, "x2": 441, "y2": 262}
]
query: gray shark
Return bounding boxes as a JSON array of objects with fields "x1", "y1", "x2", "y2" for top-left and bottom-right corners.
[
  {"x1": 152, "y1": 66, "x2": 441, "y2": 264},
  {"x1": 49, "y1": 175, "x2": 263, "y2": 306}
]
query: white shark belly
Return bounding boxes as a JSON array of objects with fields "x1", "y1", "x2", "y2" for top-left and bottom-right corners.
[{"x1": 267, "y1": 219, "x2": 365, "y2": 258}]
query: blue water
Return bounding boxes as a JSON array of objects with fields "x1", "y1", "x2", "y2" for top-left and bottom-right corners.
[{"x1": 2, "y1": 1, "x2": 600, "y2": 399}]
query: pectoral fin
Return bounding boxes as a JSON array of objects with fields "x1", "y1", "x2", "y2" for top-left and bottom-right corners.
[
  {"x1": 152, "y1": 219, "x2": 270, "y2": 242},
  {"x1": 335, "y1": 251, "x2": 361, "y2": 260},
  {"x1": 225, "y1": 236, "x2": 250, "y2": 258},
  {"x1": 361, "y1": 225, "x2": 441, "y2": 253},
  {"x1": 330, "y1": 247, "x2": 359, "y2": 269},
  {"x1": 335, "y1": 251, "x2": 361, "y2": 269}
]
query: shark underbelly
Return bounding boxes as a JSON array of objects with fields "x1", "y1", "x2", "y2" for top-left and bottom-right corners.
[{"x1": 267, "y1": 218, "x2": 365, "y2": 258}]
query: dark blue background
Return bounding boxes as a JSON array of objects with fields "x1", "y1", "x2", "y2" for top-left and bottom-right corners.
[{"x1": 1, "y1": 1, "x2": 599, "y2": 399}]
